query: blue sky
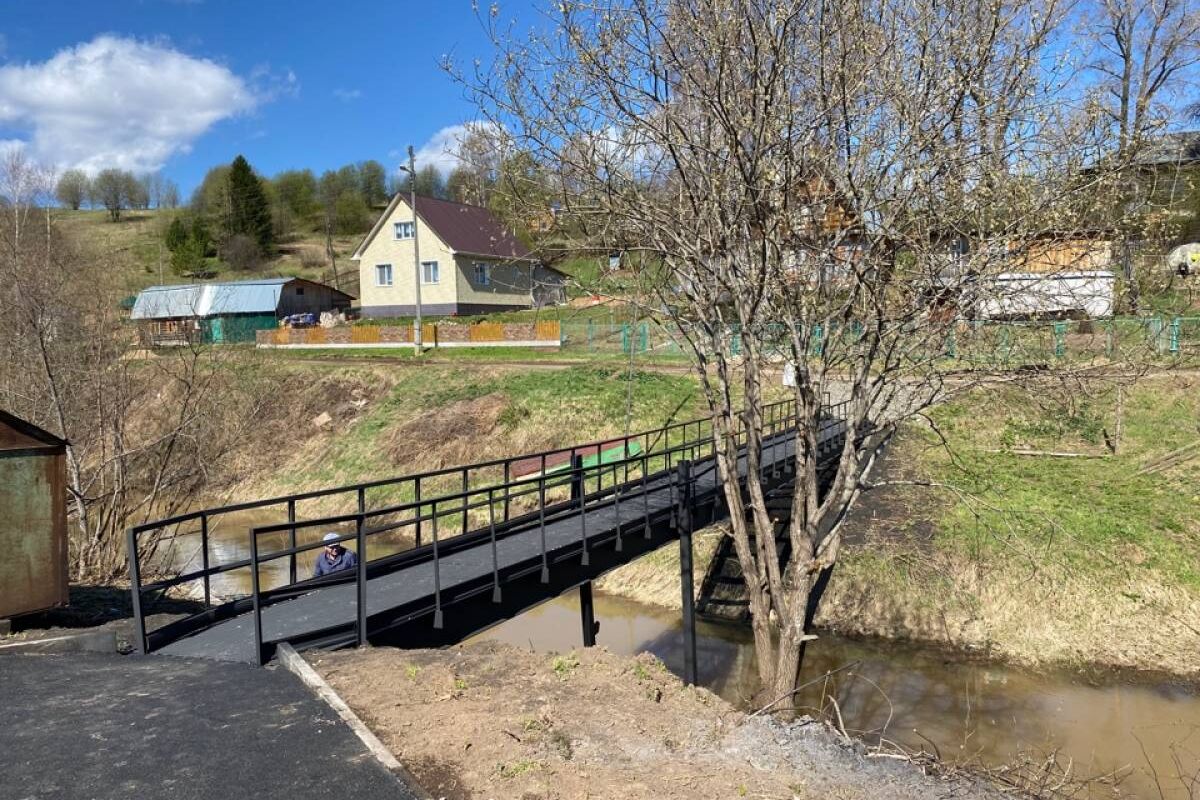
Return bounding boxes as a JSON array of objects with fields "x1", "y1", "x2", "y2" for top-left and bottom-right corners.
[{"x1": 0, "y1": 0, "x2": 541, "y2": 194}]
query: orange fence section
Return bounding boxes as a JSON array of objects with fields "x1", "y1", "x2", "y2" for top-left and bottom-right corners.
[
  {"x1": 469, "y1": 322, "x2": 505, "y2": 342},
  {"x1": 351, "y1": 326, "x2": 382, "y2": 344},
  {"x1": 535, "y1": 320, "x2": 561, "y2": 342},
  {"x1": 265, "y1": 321, "x2": 561, "y2": 346}
]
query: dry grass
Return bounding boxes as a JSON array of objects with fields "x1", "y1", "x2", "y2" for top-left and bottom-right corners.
[
  {"x1": 596, "y1": 527, "x2": 724, "y2": 609},
  {"x1": 818, "y1": 543, "x2": 1200, "y2": 677}
]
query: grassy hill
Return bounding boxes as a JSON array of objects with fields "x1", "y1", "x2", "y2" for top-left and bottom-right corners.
[{"x1": 54, "y1": 209, "x2": 363, "y2": 298}]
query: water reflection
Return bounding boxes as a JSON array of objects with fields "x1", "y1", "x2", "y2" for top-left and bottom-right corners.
[
  {"x1": 474, "y1": 591, "x2": 1200, "y2": 799},
  {"x1": 153, "y1": 508, "x2": 414, "y2": 598}
]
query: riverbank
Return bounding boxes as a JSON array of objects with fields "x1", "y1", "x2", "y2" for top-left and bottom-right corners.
[
  {"x1": 143, "y1": 360, "x2": 1200, "y2": 678},
  {"x1": 310, "y1": 641, "x2": 1009, "y2": 800},
  {"x1": 593, "y1": 375, "x2": 1200, "y2": 680},
  {"x1": 817, "y1": 375, "x2": 1200, "y2": 680}
]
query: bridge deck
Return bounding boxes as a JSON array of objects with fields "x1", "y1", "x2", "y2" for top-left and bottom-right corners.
[{"x1": 156, "y1": 423, "x2": 844, "y2": 663}]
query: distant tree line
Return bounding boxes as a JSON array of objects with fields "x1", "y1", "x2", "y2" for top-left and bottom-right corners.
[
  {"x1": 160, "y1": 154, "x2": 394, "y2": 276},
  {"x1": 55, "y1": 168, "x2": 180, "y2": 220},
  {"x1": 68, "y1": 127, "x2": 559, "y2": 278}
]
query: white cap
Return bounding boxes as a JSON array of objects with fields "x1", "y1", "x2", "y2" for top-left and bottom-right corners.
[{"x1": 322, "y1": 532, "x2": 340, "y2": 544}]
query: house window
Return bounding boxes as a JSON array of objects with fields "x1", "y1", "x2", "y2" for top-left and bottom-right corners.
[
  {"x1": 375, "y1": 263, "x2": 393, "y2": 287},
  {"x1": 473, "y1": 262, "x2": 491, "y2": 286},
  {"x1": 394, "y1": 221, "x2": 414, "y2": 240},
  {"x1": 421, "y1": 261, "x2": 439, "y2": 284},
  {"x1": 295, "y1": 286, "x2": 305, "y2": 295}
]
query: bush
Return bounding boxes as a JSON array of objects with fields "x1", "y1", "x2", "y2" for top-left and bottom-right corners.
[
  {"x1": 220, "y1": 234, "x2": 261, "y2": 271},
  {"x1": 298, "y1": 245, "x2": 326, "y2": 268}
]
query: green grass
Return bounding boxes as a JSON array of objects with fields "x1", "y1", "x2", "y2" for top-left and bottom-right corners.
[
  {"x1": 271, "y1": 363, "x2": 703, "y2": 507},
  {"x1": 54, "y1": 209, "x2": 361, "y2": 294},
  {"x1": 918, "y1": 379, "x2": 1200, "y2": 589},
  {"x1": 258, "y1": 344, "x2": 692, "y2": 366}
]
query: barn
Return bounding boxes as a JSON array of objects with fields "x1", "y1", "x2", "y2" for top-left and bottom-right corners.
[{"x1": 130, "y1": 277, "x2": 354, "y2": 346}]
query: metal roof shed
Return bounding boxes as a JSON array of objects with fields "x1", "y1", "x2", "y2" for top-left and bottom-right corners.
[
  {"x1": 0, "y1": 411, "x2": 68, "y2": 620},
  {"x1": 130, "y1": 277, "x2": 354, "y2": 345}
]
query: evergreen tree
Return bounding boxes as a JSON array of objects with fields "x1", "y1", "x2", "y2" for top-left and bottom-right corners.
[
  {"x1": 165, "y1": 217, "x2": 188, "y2": 252},
  {"x1": 226, "y1": 155, "x2": 273, "y2": 250}
]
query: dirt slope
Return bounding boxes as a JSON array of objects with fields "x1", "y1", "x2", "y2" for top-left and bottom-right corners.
[{"x1": 312, "y1": 642, "x2": 1005, "y2": 800}]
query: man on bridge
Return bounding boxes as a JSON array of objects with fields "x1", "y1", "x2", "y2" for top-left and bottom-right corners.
[{"x1": 313, "y1": 532, "x2": 358, "y2": 577}]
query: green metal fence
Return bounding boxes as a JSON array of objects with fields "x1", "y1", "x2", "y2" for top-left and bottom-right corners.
[{"x1": 559, "y1": 316, "x2": 1200, "y2": 365}]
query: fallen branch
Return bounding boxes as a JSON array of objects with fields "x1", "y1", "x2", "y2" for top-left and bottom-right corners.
[
  {"x1": 984, "y1": 449, "x2": 1108, "y2": 458},
  {"x1": 1136, "y1": 439, "x2": 1200, "y2": 475},
  {"x1": 748, "y1": 660, "x2": 861, "y2": 718}
]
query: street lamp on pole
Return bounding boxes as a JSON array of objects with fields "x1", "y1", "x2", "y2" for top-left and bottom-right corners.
[{"x1": 397, "y1": 146, "x2": 423, "y2": 353}]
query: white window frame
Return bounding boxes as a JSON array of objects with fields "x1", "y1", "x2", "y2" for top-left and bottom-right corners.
[
  {"x1": 421, "y1": 260, "x2": 439, "y2": 285},
  {"x1": 375, "y1": 263, "x2": 393, "y2": 287},
  {"x1": 473, "y1": 261, "x2": 491, "y2": 286},
  {"x1": 393, "y1": 221, "x2": 414, "y2": 240}
]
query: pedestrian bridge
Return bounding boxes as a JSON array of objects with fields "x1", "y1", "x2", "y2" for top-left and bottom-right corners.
[{"x1": 128, "y1": 398, "x2": 848, "y2": 678}]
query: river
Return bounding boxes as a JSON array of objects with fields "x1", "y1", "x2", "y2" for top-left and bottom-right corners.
[
  {"x1": 165, "y1": 515, "x2": 1199, "y2": 797},
  {"x1": 473, "y1": 591, "x2": 1200, "y2": 798}
]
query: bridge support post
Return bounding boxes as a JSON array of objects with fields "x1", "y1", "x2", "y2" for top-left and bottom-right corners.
[
  {"x1": 579, "y1": 581, "x2": 598, "y2": 647},
  {"x1": 677, "y1": 461, "x2": 698, "y2": 686}
]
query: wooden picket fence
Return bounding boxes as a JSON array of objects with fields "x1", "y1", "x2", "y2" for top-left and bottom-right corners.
[{"x1": 262, "y1": 320, "x2": 562, "y2": 347}]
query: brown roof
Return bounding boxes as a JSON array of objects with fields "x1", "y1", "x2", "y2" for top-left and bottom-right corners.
[
  {"x1": 410, "y1": 195, "x2": 531, "y2": 259},
  {"x1": 354, "y1": 194, "x2": 534, "y2": 261},
  {"x1": 0, "y1": 410, "x2": 67, "y2": 452}
]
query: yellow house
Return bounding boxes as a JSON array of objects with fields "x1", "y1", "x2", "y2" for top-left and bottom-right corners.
[{"x1": 351, "y1": 195, "x2": 565, "y2": 317}]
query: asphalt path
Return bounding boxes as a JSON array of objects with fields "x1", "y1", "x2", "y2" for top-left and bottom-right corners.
[{"x1": 0, "y1": 652, "x2": 422, "y2": 800}]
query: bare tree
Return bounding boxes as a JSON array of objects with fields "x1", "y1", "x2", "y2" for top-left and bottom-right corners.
[
  {"x1": 0, "y1": 152, "x2": 269, "y2": 579},
  {"x1": 161, "y1": 179, "x2": 180, "y2": 210},
  {"x1": 54, "y1": 169, "x2": 90, "y2": 211},
  {"x1": 1090, "y1": 0, "x2": 1200, "y2": 157},
  {"x1": 461, "y1": 0, "x2": 1147, "y2": 706},
  {"x1": 91, "y1": 168, "x2": 133, "y2": 221}
]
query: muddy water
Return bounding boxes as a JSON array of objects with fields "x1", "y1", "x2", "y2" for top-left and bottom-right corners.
[
  {"x1": 154, "y1": 508, "x2": 414, "y2": 598},
  {"x1": 472, "y1": 591, "x2": 1200, "y2": 799}
]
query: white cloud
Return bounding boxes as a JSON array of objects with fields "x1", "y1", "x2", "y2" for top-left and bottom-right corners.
[
  {"x1": 249, "y1": 63, "x2": 300, "y2": 101},
  {"x1": 0, "y1": 35, "x2": 257, "y2": 174},
  {"x1": 409, "y1": 122, "x2": 504, "y2": 175},
  {"x1": 333, "y1": 88, "x2": 362, "y2": 102}
]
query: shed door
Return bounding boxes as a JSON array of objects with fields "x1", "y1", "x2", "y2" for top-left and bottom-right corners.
[{"x1": 0, "y1": 452, "x2": 67, "y2": 617}]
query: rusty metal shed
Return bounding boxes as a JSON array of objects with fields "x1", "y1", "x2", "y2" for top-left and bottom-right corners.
[{"x1": 0, "y1": 410, "x2": 68, "y2": 619}]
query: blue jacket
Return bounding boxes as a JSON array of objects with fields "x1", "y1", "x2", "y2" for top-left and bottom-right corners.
[{"x1": 313, "y1": 547, "x2": 358, "y2": 577}]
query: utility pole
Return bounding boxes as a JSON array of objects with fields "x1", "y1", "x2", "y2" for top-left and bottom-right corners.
[{"x1": 408, "y1": 145, "x2": 423, "y2": 353}]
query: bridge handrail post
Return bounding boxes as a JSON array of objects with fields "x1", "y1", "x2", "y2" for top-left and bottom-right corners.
[
  {"x1": 610, "y1": 458, "x2": 622, "y2": 552},
  {"x1": 538, "y1": 455, "x2": 550, "y2": 583},
  {"x1": 460, "y1": 470, "x2": 470, "y2": 536},
  {"x1": 571, "y1": 454, "x2": 589, "y2": 565},
  {"x1": 126, "y1": 527, "x2": 147, "y2": 654},
  {"x1": 502, "y1": 462, "x2": 511, "y2": 523},
  {"x1": 432, "y1": 501, "x2": 444, "y2": 629},
  {"x1": 641, "y1": 448, "x2": 651, "y2": 539},
  {"x1": 356, "y1": 508, "x2": 368, "y2": 645},
  {"x1": 250, "y1": 527, "x2": 264, "y2": 666},
  {"x1": 286, "y1": 500, "x2": 297, "y2": 587},
  {"x1": 200, "y1": 513, "x2": 212, "y2": 608},
  {"x1": 415, "y1": 477, "x2": 422, "y2": 548},
  {"x1": 488, "y1": 487, "x2": 501, "y2": 603}
]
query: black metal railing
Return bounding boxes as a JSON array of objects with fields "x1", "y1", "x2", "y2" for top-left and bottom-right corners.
[{"x1": 127, "y1": 396, "x2": 850, "y2": 659}]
